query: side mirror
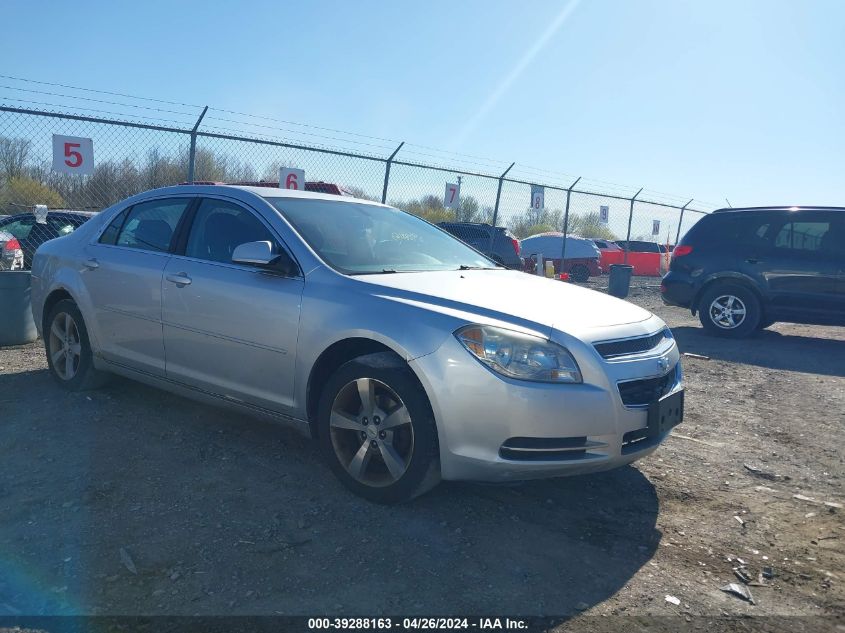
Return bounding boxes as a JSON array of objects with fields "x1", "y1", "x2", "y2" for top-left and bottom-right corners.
[{"x1": 232, "y1": 241, "x2": 279, "y2": 266}]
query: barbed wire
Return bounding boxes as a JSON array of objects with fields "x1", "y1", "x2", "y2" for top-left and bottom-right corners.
[{"x1": 0, "y1": 74, "x2": 718, "y2": 207}]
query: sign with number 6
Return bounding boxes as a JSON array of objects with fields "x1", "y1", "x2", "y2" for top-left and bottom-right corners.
[
  {"x1": 279, "y1": 167, "x2": 306, "y2": 190},
  {"x1": 52, "y1": 134, "x2": 94, "y2": 175}
]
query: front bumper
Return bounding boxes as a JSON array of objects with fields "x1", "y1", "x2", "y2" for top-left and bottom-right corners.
[{"x1": 410, "y1": 322, "x2": 682, "y2": 482}]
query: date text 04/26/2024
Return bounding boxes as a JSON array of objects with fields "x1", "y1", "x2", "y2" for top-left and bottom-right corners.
[{"x1": 307, "y1": 617, "x2": 529, "y2": 630}]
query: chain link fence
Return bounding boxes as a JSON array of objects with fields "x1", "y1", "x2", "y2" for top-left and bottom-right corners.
[{"x1": 0, "y1": 104, "x2": 713, "y2": 272}]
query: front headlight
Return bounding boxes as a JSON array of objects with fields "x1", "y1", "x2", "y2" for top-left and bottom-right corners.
[{"x1": 455, "y1": 325, "x2": 582, "y2": 383}]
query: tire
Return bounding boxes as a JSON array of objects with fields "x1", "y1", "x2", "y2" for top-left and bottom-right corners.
[
  {"x1": 697, "y1": 283, "x2": 761, "y2": 338},
  {"x1": 44, "y1": 299, "x2": 110, "y2": 391},
  {"x1": 316, "y1": 352, "x2": 440, "y2": 504},
  {"x1": 570, "y1": 264, "x2": 590, "y2": 282}
]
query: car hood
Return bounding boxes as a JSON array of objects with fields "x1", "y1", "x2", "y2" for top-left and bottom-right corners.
[{"x1": 357, "y1": 269, "x2": 654, "y2": 339}]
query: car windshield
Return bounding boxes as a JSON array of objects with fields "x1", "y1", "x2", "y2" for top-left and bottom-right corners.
[{"x1": 269, "y1": 197, "x2": 498, "y2": 274}]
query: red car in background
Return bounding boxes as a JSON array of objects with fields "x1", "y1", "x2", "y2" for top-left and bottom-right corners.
[{"x1": 598, "y1": 240, "x2": 672, "y2": 277}]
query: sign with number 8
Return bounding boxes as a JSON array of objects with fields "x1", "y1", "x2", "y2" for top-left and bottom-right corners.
[{"x1": 52, "y1": 134, "x2": 94, "y2": 175}]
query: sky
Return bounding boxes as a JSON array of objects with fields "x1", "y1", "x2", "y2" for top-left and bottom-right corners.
[{"x1": 2, "y1": 0, "x2": 844, "y2": 209}]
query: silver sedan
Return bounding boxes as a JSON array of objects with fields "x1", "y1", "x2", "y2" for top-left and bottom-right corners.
[{"x1": 31, "y1": 185, "x2": 683, "y2": 503}]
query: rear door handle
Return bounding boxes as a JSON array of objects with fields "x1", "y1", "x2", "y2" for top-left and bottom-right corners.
[
  {"x1": 84, "y1": 258, "x2": 99, "y2": 270},
  {"x1": 745, "y1": 258, "x2": 761, "y2": 264},
  {"x1": 166, "y1": 272, "x2": 192, "y2": 286}
]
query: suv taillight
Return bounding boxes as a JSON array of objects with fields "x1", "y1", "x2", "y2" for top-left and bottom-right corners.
[
  {"x1": 3, "y1": 238, "x2": 21, "y2": 251},
  {"x1": 673, "y1": 245, "x2": 693, "y2": 257},
  {"x1": 510, "y1": 237, "x2": 520, "y2": 255}
]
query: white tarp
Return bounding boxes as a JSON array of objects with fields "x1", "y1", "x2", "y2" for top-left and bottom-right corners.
[{"x1": 519, "y1": 232, "x2": 601, "y2": 260}]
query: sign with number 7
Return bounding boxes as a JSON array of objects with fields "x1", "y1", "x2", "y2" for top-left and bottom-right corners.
[
  {"x1": 52, "y1": 134, "x2": 94, "y2": 175},
  {"x1": 444, "y1": 182, "x2": 460, "y2": 210}
]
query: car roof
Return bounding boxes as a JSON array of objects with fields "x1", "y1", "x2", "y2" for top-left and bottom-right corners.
[
  {"x1": 149, "y1": 184, "x2": 390, "y2": 207},
  {"x1": 711, "y1": 206, "x2": 845, "y2": 214}
]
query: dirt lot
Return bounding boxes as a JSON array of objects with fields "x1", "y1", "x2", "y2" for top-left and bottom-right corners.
[{"x1": 0, "y1": 278, "x2": 842, "y2": 630}]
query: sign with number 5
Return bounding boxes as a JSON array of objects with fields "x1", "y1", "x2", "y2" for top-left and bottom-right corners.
[
  {"x1": 52, "y1": 134, "x2": 94, "y2": 175},
  {"x1": 279, "y1": 167, "x2": 306, "y2": 190}
]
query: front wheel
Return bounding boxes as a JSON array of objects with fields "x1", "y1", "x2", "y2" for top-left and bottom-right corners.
[
  {"x1": 697, "y1": 284, "x2": 761, "y2": 338},
  {"x1": 317, "y1": 353, "x2": 440, "y2": 504}
]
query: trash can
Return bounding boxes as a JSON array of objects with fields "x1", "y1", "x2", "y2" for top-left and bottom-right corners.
[
  {"x1": 0, "y1": 271, "x2": 38, "y2": 346},
  {"x1": 608, "y1": 264, "x2": 633, "y2": 299}
]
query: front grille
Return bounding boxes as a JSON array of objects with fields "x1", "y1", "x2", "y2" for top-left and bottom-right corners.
[
  {"x1": 499, "y1": 436, "x2": 607, "y2": 462},
  {"x1": 594, "y1": 329, "x2": 670, "y2": 359},
  {"x1": 618, "y1": 369, "x2": 676, "y2": 407}
]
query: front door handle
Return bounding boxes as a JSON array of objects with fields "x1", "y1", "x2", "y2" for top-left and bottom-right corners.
[
  {"x1": 84, "y1": 258, "x2": 99, "y2": 270},
  {"x1": 745, "y1": 258, "x2": 761, "y2": 265},
  {"x1": 166, "y1": 272, "x2": 192, "y2": 286}
]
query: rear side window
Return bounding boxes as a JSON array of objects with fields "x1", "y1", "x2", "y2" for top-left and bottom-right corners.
[
  {"x1": 685, "y1": 213, "x2": 773, "y2": 246},
  {"x1": 774, "y1": 221, "x2": 831, "y2": 252},
  {"x1": 99, "y1": 209, "x2": 128, "y2": 245},
  {"x1": 115, "y1": 199, "x2": 190, "y2": 252}
]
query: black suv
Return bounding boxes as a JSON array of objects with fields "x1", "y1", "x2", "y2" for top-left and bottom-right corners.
[
  {"x1": 436, "y1": 222, "x2": 522, "y2": 269},
  {"x1": 662, "y1": 207, "x2": 845, "y2": 337}
]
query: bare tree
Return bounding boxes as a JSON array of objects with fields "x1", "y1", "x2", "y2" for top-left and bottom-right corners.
[{"x1": 0, "y1": 137, "x2": 31, "y2": 180}]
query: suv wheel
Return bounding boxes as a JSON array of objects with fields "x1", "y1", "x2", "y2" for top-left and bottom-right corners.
[
  {"x1": 317, "y1": 353, "x2": 440, "y2": 504},
  {"x1": 698, "y1": 283, "x2": 760, "y2": 338}
]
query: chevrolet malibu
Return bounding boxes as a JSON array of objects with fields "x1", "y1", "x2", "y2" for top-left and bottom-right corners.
[{"x1": 31, "y1": 185, "x2": 683, "y2": 503}]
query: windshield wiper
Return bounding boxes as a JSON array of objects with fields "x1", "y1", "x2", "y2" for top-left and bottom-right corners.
[
  {"x1": 350, "y1": 269, "x2": 399, "y2": 275},
  {"x1": 457, "y1": 265, "x2": 502, "y2": 270}
]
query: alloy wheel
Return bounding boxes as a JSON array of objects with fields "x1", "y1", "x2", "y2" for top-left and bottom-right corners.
[
  {"x1": 49, "y1": 312, "x2": 82, "y2": 380},
  {"x1": 329, "y1": 378, "x2": 415, "y2": 487},
  {"x1": 708, "y1": 294, "x2": 747, "y2": 329}
]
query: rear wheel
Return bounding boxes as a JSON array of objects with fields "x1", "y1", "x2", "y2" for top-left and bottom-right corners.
[
  {"x1": 317, "y1": 353, "x2": 440, "y2": 504},
  {"x1": 698, "y1": 283, "x2": 760, "y2": 338},
  {"x1": 45, "y1": 299, "x2": 109, "y2": 390}
]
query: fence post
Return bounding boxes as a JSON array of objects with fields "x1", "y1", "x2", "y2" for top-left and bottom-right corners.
[
  {"x1": 381, "y1": 142, "x2": 404, "y2": 204},
  {"x1": 558, "y1": 176, "x2": 582, "y2": 274},
  {"x1": 488, "y1": 162, "x2": 515, "y2": 254},
  {"x1": 675, "y1": 198, "x2": 694, "y2": 245},
  {"x1": 623, "y1": 187, "x2": 644, "y2": 265},
  {"x1": 186, "y1": 106, "x2": 208, "y2": 183}
]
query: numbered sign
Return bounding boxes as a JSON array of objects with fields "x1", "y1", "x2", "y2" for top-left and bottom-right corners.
[
  {"x1": 599, "y1": 205, "x2": 609, "y2": 224},
  {"x1": 279, "y1": 167, "x2": 306, "y2": 190},
  {"x1": 652, "y1": 219, "x2": 661, "y2": 236},
  {"x1": 530, "y1": 185, "x2": 544, "y2": 210},
  {"x1": 52, "y1": 135, "x2": 94, "y2": 175},
  {"x1": 444, "y1": 182, "x2": 460, "y2": 210}
]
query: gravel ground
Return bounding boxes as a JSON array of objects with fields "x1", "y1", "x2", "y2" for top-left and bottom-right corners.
[{"x1": 0, "y1": 278, "x2": 842, "y2": 630}]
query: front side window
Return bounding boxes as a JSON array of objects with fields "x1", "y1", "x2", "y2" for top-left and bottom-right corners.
[
  {"x1": 115, "y1": 199, "x2": 190, "y2": 252},
  {"x1": 268, "y1": 198, "x2": 494, "y2": 274},
  {"x1": 185, "y1": 198, "x2": 280, "y2": 264}
]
